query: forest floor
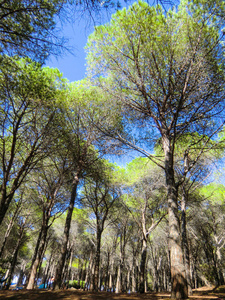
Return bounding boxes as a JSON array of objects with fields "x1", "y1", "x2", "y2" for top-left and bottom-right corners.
[{"x1": 0, "y1": 286, "x2": 225, "y2": 300}]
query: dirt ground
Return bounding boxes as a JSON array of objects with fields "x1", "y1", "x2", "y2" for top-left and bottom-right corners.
[{"x1": 0, "y1": 286, "x2": 225, "y2": 300}]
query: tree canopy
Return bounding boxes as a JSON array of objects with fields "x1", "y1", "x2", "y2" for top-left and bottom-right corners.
[{"x1": 0, "y1": 1, "x2": 225, "y2": 300}]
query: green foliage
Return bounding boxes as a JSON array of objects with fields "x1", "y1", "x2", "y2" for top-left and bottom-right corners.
[
  {"x1": 0, "y1": 0, "x2": 66, "y2": 62},
  {"x1": 0, "y1": 56, "x2": 66, "y2": 226},
  {"x1": 0, "y1": 56, "x2": 62, "y2": 171},
  {"x1": 68, "y1": 280, "x2": 85, "y2": 289},
  {"x1": 66, "y1": 79, "x2": 124, "y2": 148},
  {"x1": 199, "y1": 183, "x2": 225, "y2": 205},
  {"x1": 86, "y1": 0, "x2": 224, "y2": 143}
]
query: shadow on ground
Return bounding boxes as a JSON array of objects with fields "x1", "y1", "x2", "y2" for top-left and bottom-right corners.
[
  {"x1": 0, "y1": 286, "x2": 225, "y2": 300},
  {"x1": 0, "y1": 290, "x2": 170, "y2": 300}
]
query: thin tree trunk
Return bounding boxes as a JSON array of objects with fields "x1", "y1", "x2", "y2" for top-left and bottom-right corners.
[
  {"x1": 0, "y1": 201, "x2": 21, "y2": 258},
  {"x1": 68, "y1": 246, "x2": 73, "y2": 284},
  {"x1": 41, "y1": 252, "x2": 53, "y2": 286},
  {"x1": 36, "y1": 236, "x2": 49, "y2": 287},
  {"x1": 139, "y1": 236, "x2": 147, "y2": 293},
  {"x1": 27, "y1": 219, "x2": 49, "y2": 289},
  {"x1": 53, "y1": 174, "x2": 79, "y2": 290},
  {"x1": 26, "y1": 225, "x2": 43, "y2": 287},
  {"x1": 6, "y1": 222, "x2": 26, "y2": 289}
]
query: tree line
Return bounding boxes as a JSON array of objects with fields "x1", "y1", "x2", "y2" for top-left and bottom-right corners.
[{"x1": 0, "y1": 0, "x2": 224, "y2": 299}]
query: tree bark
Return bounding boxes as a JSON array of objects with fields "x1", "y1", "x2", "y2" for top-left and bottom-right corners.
[
  {"x1": 26, "y1": 223, "x2": 43, "y2": 287},
  {"x1": 115, "y1": 261, "x2": 121, "y2": 293},
  {"x1": 53, "y1": 174, "x2": 79, "y2": 290},
  {"x1": 181, "y1": 187, "x2": 193, "y2": 296},
  {"x1": 0, "y1": 201, "x2": 21, "y2": 258},
  {"x1": 6, "y1": 222, "x2": 26, "y2": 289},
  {"x1": 17, "y1": 261, "x2": 26, "y2": 286},
  {"x1": 93, "y1": 224, "x2": 102, "y2": 291},
  {"x1": 84, "y1": 250, "x2": 94, "y2": 290},
  {"x1": 162, "y1": 135, "x2": 188, "y2": 299},
  {"x1": 139, "y1": 236, "x2": 147, "y2": 293},
  {"x1": 27, "y1": 215, "x2": 49, "y2": 289}
]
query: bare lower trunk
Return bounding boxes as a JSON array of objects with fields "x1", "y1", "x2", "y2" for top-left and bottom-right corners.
[
  {"x1": 53, "y1": 175, "x2": 79, "y2": 290},
  {"x1": 27, "y1": 220, "x2": 49, "y2": 289},
  {"x1": 93, "y1": 226, "x2": 102, "y2": 291},
  {"x1": 115, "y1": 262, "x2": 121, "y2": 293},
  {"x1": 0, "y1": 203, "x2": 21, "y2": 258},
  {"x1": 41, "y1": 253, "x2": 53, "y2": 286},
  {"x1": 6, "y1": 225, "x2": 25, "y2": 289},
  {"x1": 181, "y1": 188, "x2": 192, "y2": 296},
  {"x1": 168, "y1": 182, "x2": 188, "y2": 299},
  {"x1": 17, "y1": 261, "x2": 26, "y2": 286},
  {"x1": 163, "y1": 136, "x2": 188, "y2": 299},
  {"x1": 84, "y1": 250, "x2": 94, "y2": 290},
  {"x1": 26, "y1": 226, "x2": 43, "y2": 287},
  {"x1": 139, "y1": 237, "x2": 147, "y2": 293}
]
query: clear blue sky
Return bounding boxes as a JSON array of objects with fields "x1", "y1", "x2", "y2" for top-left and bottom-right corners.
[{"x1": 46, "y1": 20, "x2": 92, "y2": 82}]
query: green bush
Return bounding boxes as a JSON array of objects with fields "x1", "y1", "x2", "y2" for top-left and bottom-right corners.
[{"x1": 68, "y1": 280, "x2": 85, "y2": 289}]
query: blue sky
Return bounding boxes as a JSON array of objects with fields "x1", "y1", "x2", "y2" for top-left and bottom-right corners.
[
  {"x1": 46, "y1": 20, "x2": 92, "y2": 82},
  {"x1": 46, "y1": 1, "x2": 133, "y2": 83}
]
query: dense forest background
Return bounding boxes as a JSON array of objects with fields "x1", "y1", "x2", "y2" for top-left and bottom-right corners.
[{"x1": 0, "y1": 1, "x2": 224, "y2": 300}]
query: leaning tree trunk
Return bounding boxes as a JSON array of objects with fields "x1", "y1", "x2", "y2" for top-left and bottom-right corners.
[
  {"x1": 0, "y1": 201, "x2": 21, "y2": 259},
  {"x1": 162, "y1": 136, "x2": 188, "y2": 299},
  {"x1": 27, "y1": 216, "x2": 49, "y2": 289},
  {"x1": 6, "y1": 221, "x2": 26, "y2": 289},
  {"x1": 26, "y1": 224, "x2": 43, "y2": 287},
  {"x1": 53, "y1": 174, "x2": 79, "y2": 290}
]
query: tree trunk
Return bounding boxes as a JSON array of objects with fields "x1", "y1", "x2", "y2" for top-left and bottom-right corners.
[
  {"x1": 6, "y1": 223, "x2": 25, "y2": 289},
  {"x1": 108, "y1": 259, "x2": 114, "y2": 292},
  {"x1": 139, "y1": 236, "x2": 147, "y2": 293},
  {"x1": 181, "y1": 187, "x2": 193, "y2": 296},
  {"x1": 17, "y1": 261, "x2": 26, "y2": 286},
  {"x1": 104, "y1": 252, "x2": 110, "y2": 291},
  {"x1": 41, "y1": 253, "x2": 53, "y2": 286},
  {"x1": 93, "y1": 225, "x2": 102, "y2": 291},
  {"x1": 0, "y1": 202, "x2": 21, "y2": 258},
  {"x1": 1, "y1": 269, "x2": 9, "y2": 289},
  {"x1": 162, "y1": 135, "x2": 188, "y2": 299},
  {"x1": 0, "y1": 201, "x2": 10, "y2": 229},
  {"x1": 27, "y1": 217, "x2": 49, "y2": 289},
  {"x1": 67, "y1": 246, "x2": 73, "y2": 284},
  {"x1": 36, "y1": 236, "x2": 49, "y2": 287},
  {"x1": 26, "y1": 225, "x2": 43, "y2": 287},
  {"x1": 115, "y1": 263, "x2": 121, "y2": 293},
  {"x1": 53, "y1": 174, "x2": 79, "y2": 290},
  {"x1": 215, "y1": 245, "x2": 224, "y2": 286},
  {"x1": 84, "y1": 250, "x2": 94, "y2": 290}
]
